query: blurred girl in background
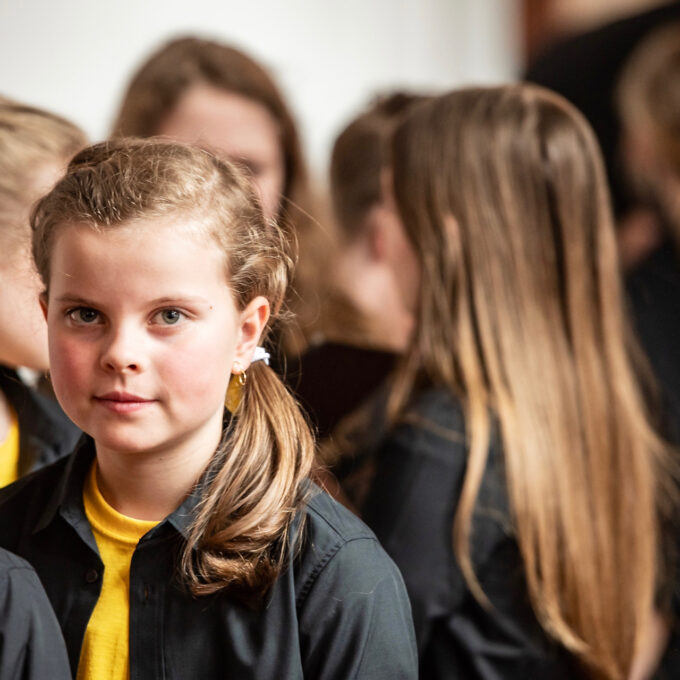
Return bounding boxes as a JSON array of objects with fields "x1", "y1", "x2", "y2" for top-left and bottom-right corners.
[
  {"x1": 289, "y1": 93, "x2": 424, "y2": 440},
  {"x1": 0, "y1": 97, "x2": 83, "y2": 481},
  {"x1": 618, "y1": 21, "x2": 680, "y2": 441},
  {"x1": 362, "y1": 84, "x2": 677, "y2": 680}
]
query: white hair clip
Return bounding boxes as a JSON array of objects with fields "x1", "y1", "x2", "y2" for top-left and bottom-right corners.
[{"x1": 252, "y1": 346, "x2": 270, "y2": 366}]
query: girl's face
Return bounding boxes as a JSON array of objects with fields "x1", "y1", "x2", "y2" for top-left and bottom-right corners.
[
  {"x1": 0, "y1": 243, "x2": 48, "y2": 370},
  {"x1": 156, "y1": 84, "x2": 285, "y2": 223},
  {"x1": 0, "y1": 160, "x2": 67, "y2": 371},
  {"x1": 43, "y1": 218, "x2": 268, "y2": 462}
]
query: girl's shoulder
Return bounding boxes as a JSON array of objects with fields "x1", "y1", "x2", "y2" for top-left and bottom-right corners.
[
  {"x1": 294, "y1": 484, "x2": 408, "y2": 603},
  {"x1": 0, "y1": 438, "x2": 90, "y2": 550},
  {"x1": 391, "y1": 386, "x2": 505, "y2": 471},
  {"x1": 303, "y1": 483, "x2": 375, "y2": 541},
  {"x1": 387, "y1": 386, "x2": 468, "y2": 468},
  {"x1": 292, "y1": 485, "x2": 418, "y2": 677}
]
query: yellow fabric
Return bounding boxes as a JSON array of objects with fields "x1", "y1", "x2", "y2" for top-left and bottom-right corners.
[
  {"x1": 0, "y1": 408, "x2": 19, "y2": 487},
  {"x1": 78, "y1": 463, "x2": 158, "y2": 680}
]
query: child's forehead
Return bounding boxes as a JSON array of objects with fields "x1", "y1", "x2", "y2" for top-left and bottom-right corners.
[
  {"x1": 50, "y1": 216, "x2": 228, "y2": 275},
  {"x1": 54, "y1": 213, "x2": 220, "y2": 249},
  {"x1": 48, "y1": 217, "x2": 233, "y2": 298}
]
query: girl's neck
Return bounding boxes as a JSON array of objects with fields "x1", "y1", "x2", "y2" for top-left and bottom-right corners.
[{"x1": 94, "y1": 429, "x2": 221, "y2": 521}]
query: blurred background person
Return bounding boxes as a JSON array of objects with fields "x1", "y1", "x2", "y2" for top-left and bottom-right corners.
[
  {"x1": 287, "y1": 92, "x2": 427, "y2": 508},
  {"x1": 0, "y1": 97, "x2": 83, "y2": 483},
  {"x1": 616, "y1": 22, "x2": 680, "y2": 441},
  {"x1": 112, "y1": 36, "x2": 332, "y2": 358},
  {"x1": 361, "y1": 84, "x2": 678, "y2": 679},
  {"x1": 616, "y1": 29, "x2": 680, "y2": 675},
  {"x1": 289, "y1": 93, "x2": 425, "y2": 436},
  {"x1": 525, "y1": 0, "x2": 680, "y2": 269}
]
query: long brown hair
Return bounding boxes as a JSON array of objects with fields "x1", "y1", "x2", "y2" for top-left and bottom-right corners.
[
  {"x1": 390, "y1": 84, "x2": 676, "y2": 678},
  {"x1": 112, "y1": 36, "x2": 327, "y2": 353},
  {"x1": 31, "y1": 138, "x2": 314, "y2": 598}
]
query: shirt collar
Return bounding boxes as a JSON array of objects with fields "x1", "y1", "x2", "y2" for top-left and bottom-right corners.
[
  {"x1": 163, "y1": 477, "x2": 203, "y2": 540},
  {"x1": 32, "y1": 434, "x2": 205, "y2": 541},
  {"x1": 33, "y1": 434, "x2": 95, "y2": 535}
]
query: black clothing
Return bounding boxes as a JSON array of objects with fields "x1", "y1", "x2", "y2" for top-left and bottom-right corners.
[
  {"x1": 0, "y1": 366, "x2": 80, "y2": 477},
  {"x1": 286, "y1": 342, "x2": 397, "y2": 440},
  {"x1": 628, "y1": 243, "x2": 680, "y2": 676},
  {"x1": 626, "y1": 240, "x2": 680, "y2": 438},
  {"x1": 362, "y1": 387, "x2": 579, "y2": 679},
  {"x1": 525, "y1": 1, "x2": 680, "y2": 217},
  {"x1": 0, "y1": 547, "x2": 71, "y2": 680},
  {"x1": 0, "y1": 437, "x2": 418, "y2": 680}
]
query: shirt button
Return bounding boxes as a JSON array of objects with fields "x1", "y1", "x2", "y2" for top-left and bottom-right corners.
[{"x1": 85, "y1": 569, "x2": 99, "y2": 583}]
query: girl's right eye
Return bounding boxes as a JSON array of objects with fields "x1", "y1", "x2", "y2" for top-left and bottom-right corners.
[{"x1": 67, "y1": 307, "x2": 101, "y2": 325}]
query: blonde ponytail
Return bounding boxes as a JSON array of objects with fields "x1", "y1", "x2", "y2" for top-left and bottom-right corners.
[{"x1": 181, "y1": 362, "x2": 314, "y2": 598}]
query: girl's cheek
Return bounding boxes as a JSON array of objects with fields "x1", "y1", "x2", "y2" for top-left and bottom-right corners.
[
  {"x1": 49, "y1": 334, "x2": 91, "y2": 387},
  {"x1": 162, "y1": 337, "x2": 232, "y2": 399}
]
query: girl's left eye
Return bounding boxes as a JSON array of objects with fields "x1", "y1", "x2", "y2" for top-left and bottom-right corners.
[
  {"x1": 154, "y1": 309, "x2": 184, "y2": 325},
  {"x1": 67, "y1": 307, "x2": 101, "y2": 324}
]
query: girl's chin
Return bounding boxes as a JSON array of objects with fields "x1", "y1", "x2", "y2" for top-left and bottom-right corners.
[{"x1": 88, "y1": 429, "x2": 171, "y2": 458}]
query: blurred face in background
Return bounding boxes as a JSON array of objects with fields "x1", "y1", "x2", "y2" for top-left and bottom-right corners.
[
  {"x1": 379, "y1": 168, "x2": 421, "y2": 316},
  {"x1": 156, "y1": 84, "x2": 285, "y2": 222},
  {"x1": 0, "y1": 160, "x2": 64, "y2": 370},
  {"x1": 0, "y1": 241, "x2": 48, "y2": 370}
]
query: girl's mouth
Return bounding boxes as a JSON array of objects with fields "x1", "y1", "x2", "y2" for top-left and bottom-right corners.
[{"x1": 94, "y1": 392, "x2": 156, "y2": 414}]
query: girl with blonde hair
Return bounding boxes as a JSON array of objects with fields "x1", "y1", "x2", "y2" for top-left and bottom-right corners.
[
  {"x1": 0, "y1": 138, "x2": 416, "y2": 679},
  {"x1": 0, "y1": 96, "x2": 84, "y2": 481},
  {"x1": 362, "y1": 84, "x2": 677, "y2": 679}
]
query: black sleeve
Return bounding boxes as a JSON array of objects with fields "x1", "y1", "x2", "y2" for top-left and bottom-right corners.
[
  {"x1": 298, "y1": 536, "x2": 418, "y2": 679},
  {"x1": 0, "y1": 552, "x2": 71, "y2": 680},
  {"x1": 361, "y1": 419, "x2": 469, "y2": 651}
]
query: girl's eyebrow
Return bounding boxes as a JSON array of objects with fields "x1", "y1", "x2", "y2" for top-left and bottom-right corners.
[
  {"x1": 147, "y1": 295, "x2": 211, "y2": 306},
  {"x1": 53, "y1": 294, "x2": 211, "y2": 306},
  {"x1": 54, "y1": 294, "x2": 96, "y2": 305}
]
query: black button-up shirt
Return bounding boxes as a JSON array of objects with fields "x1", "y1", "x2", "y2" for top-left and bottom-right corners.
[
  {"x1": 362, "y1": 387, "x2": 579, "y2": 679},
  {"x1": 0, "y1": 438, "x2": 417, "y2": 679},
  {"x1": 0, "y1": 548, "x2": 71, "y2": 680}
]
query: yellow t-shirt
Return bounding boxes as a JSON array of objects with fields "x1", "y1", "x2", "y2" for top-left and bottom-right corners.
[
  {"x1": 0, "y1": 407, "x2": 19, "y2": 487},
  {"x1": 79, "y1": 463, "x2": 158, "y2": 680}
]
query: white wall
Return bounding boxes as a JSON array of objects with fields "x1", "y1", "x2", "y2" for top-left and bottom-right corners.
[{"x1": 0, "y1": 0, "x2": 520, "y2": 176}]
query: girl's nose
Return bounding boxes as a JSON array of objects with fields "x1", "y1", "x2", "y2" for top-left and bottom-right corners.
[{"x1": 99, "y1": 324, "x2": 144, "y2": 373}]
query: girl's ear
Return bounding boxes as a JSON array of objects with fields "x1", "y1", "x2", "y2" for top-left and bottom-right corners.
[
  {"x1": 233, "y1": 296, "x2": 270, "y2": 370},
  {"x1": 39, "y1": 293, "x2": 48, "y2": 321}
]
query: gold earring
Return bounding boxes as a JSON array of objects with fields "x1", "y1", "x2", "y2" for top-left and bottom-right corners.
[{"x1": 225, "y1": 364, "x2": 247, "y2": 413}]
